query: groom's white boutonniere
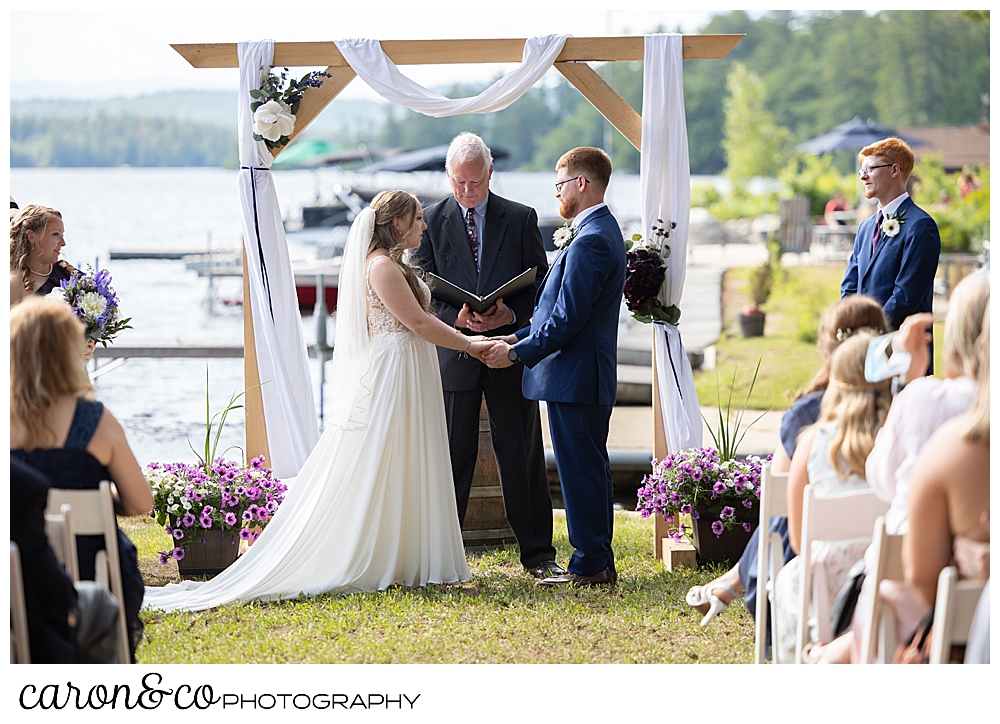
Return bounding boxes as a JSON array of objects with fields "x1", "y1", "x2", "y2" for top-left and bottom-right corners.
[
  {"x1": 552, "y1": 222, "x2": 577, "y2": 250},
  {"x1": 880, "y1": 209, "x2": 906, "y2": 239}
]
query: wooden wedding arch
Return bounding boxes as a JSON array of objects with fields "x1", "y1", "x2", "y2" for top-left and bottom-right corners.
[{"x1": 172, "y1": 35, "x2": 743, "y2": 556}]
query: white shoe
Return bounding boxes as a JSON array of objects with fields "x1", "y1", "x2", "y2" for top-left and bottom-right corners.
[{"x1": 685, "y1": 582, "x2": 739, "y2": 627}]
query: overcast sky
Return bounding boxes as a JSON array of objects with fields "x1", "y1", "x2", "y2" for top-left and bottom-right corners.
[{"x1": 9, "y1": 1, "x2": 774, "y2": 102}]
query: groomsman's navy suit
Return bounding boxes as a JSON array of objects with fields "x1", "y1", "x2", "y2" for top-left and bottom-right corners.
[
  {"x1": 841, "y1": 197, "x2": 940, "y2": 350},
  {"x1": 512, "y1": 205, "x2": 626, "y2": 576},
  {"x1": 414, "y1": 192, "x2": 556, "y2": 569}
]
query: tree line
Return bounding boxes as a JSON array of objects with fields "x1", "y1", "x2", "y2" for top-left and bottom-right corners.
[{"x1": 11, "y1": 11, "x2": 988, "y2": 173}]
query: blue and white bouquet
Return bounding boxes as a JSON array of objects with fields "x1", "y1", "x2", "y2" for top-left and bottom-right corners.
[{"x1": 48, "y1": 265, "x2": 131, "y2": 347}]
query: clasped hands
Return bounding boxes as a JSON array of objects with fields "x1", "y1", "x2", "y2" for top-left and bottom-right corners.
[{"x1": 456, "y1": 298, "x2": 518, "y2": 368}]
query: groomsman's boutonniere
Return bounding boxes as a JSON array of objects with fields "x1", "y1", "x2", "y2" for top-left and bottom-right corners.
[
  {"x1": 881, "y1": 209, "x2": 906, "y2": 239},
  {"x1": 552, "y1": 222, "x2": 577, "y2": 250}
]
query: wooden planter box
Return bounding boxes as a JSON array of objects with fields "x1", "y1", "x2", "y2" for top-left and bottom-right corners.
[
  {"x1": 739, "y1": 311, "x2": 766, "y2": 338},
  {"x1": 173, "y1": 526, "x2": 240, "y2": 579},
  {"x1": 691, "y1": 500, "x2": 759, "y2": 565}
]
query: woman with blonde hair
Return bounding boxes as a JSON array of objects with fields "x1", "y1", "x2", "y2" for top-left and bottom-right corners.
[
  {"x1": 771, "y1": 332, "x2": 892, "y2": 663},
  {"x1": 10, "y1": 204, "x2": 74, "y2": 306},
  {"x1": 685, "y1": 295, "x2": 889, "y2": 632},
  {"x1": 143, "y1": 191, "x2": 490, "y2": 613},
  {"x1": 897, "y1": 307, "x2": 989, "y2": 663},
  {"x1": 10, "y1": 296, "x2": 152, "y2": 660}
]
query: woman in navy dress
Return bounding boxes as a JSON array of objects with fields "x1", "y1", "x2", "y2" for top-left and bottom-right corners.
[{"x1": 10, "y1": 297, "x2": 153, "y2": 661}]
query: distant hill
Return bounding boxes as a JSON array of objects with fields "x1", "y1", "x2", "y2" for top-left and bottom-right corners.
[{"x1": 11, "y1": 90, "x2": 389, "y2": 168}]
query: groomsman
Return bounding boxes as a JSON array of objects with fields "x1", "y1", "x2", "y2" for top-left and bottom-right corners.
[
  {"x1": 840, "y1": 137, "x2": 940, "y2": 371},
  {"x1": 485, "y1": 147, "x2": 626, "y2": 586},
  {"x1": 413, "y1": 132, "x2": 561, "y2": 579}
]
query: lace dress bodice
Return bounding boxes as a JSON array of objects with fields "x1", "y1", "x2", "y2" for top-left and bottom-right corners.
[{"x1": 365, "y1": 261, "x2": 430, "y2": 342}]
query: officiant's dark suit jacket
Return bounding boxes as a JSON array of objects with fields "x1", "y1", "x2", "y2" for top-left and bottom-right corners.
[
  {"x1": 413, "y1": 192, "x2": 554, "y2": 568},
  {"x1": 840, "y1": 197, "x2": 940, "y2": 370},
  {"x1": 513, "y1": 205, "x2": 626, "y2": 576}
]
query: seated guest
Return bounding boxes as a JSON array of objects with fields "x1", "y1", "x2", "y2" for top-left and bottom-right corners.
[
  {"x1": 686, "y1": 295, "x2": 889, "y2": 640},
  {"x1": 902, "y1": 309, "x2": 989, "y2": 653},
  {"x1": 841, "y1": 271, "x2": 990, "y2": 662},
  {"x1": 771, "y1": 333, "x2": 891, "y2": 663},
  {"x1": 10, "y1": 455, "x2": 120, "y2": 664},
  {"x1": 10, "y1": 297, "x2": 152, "y2": 662}
]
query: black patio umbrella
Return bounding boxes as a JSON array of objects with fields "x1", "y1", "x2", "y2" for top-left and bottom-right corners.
[{"x1": 796, "y1": 116, "x2": 928, "y2": 154}]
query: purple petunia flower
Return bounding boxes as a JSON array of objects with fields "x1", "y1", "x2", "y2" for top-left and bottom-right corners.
[
  {"x1": 224, "y1": 511, "x2": 237, "y2": 526},
  {"x1": 680, "y1": 503, "x2": 693, "y2": 515},
  {"x1": 743, "y1": 522, "x2": 753, "y2": 532},
  {"x1": 711, "y1": 520, "x2": 724, "y2": 536},
  {"x1": 720, "y1": 506, "x2": 735, "y2": 519},
  {"x1": 158, "y1": 553, "x2": 169, "y2": 565},
  {"x1": 199, "y1": 515, "x2": 212, "y2": 528},
  {"x1": 239, "y1": 528, "x2": 253, "y2": 541},
  {"x1": 743, "y1": 498, "x2": 754, "y2": 508},
  {"x1": 182, "y1": 513, "x2": 197, "y2": 527},
  {"x1": 172, "y1": 528, "x2": 184, "y2": 540},
  {"x1": 171, "y1": 547, "x2": 185, "y2": 561}
]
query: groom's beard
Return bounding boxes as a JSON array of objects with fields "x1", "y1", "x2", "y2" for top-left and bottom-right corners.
[{"x1": 559, "y1": 197, "x2": 578, "y2": 220}]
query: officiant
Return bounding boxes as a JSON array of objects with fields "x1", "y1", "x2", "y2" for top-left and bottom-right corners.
[{"x1": 413, "y1": 132, "x2": 562, "y2": 579}]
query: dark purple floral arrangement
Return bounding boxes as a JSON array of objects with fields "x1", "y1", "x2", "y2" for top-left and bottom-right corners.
[
  {"x1": 146, "y1": 457, "x2": 287, "y2": 564},
  {"x1": 47, "y1": 265, "x2": 131, "y2": 347},
  {"x1": 636, "y1": 448, "x2": 769, "y2": 540},
  {"x1": 623, "y1": 219, "x2": 681, "y2": 325}
]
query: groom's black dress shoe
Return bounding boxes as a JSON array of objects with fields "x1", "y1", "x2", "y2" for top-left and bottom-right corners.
[
  {"x1": 536, "y1": 567, "x2": 617, "y2": 587},
  {"x1": 526, "y1": 561, "x2": 567, "y2": 579}
]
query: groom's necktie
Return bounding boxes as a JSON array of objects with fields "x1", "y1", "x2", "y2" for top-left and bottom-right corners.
[
  {"x1": 871, "y1": 210, "x2": 883, "y2": 253},
  {"x1": 465, "y1": 207, "x2": 479, "y2": 271}
]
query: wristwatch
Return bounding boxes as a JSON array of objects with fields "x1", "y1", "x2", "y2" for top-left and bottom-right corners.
[{"x1": 507, "y1": 347, "x2": 520, "y2": 364}]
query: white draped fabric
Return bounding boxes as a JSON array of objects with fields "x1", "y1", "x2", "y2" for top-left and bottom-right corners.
[
  {"x1": 333, "y1": 36, "x2": 568, "y2": 117},
  {"x1": 237, "y1": 41, "x2": 319, "y2": 479},
  {"x1": 640, "y1": 34, "x2": 702, "y2": 453}
]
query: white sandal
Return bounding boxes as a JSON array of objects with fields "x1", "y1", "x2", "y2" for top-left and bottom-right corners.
[{"x1": 685, "y1": 582, "x2": 739, "y2": 627}]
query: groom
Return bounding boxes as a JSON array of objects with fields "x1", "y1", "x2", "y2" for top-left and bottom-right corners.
[{"x1": 484, "y1": 147, "x2": 626, "y2": 586}]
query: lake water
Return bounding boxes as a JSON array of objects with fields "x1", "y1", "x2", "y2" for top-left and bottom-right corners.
[{"x1": 9, "y1": 166, "x2": 696, "y2": 469}]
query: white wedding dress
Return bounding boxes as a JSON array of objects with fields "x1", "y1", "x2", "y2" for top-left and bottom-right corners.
[{"x1": 143, "y1": 213, "x2": 470, "y2": 613}]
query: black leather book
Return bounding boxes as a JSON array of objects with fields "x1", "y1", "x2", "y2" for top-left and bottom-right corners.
[{"x1": 426, "y1": 266, "x2": 537, "y2": 314}]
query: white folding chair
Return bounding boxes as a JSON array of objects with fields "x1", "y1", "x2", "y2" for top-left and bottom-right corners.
[
  {"x1": 930, "y1": 566, "x2": 987, "y2": 664},
  {"x1": 45, "y1": 482, "x2": 131, "y2": 664},
  {"x1": 859, "y1": 517, "x2": 904, "y2": 664},
  {"x1": 754, "y1": 462, "x2": 789, "y2": 664},
  {"x1": 45, "y1": 503, "x2": 80, "y2": 581},
  {"x1": 10, "y1": 542, "x2": 31, "y2": 664},
  {"x1": 795, "y1": 486, "x2": 888, "y2": 663}
]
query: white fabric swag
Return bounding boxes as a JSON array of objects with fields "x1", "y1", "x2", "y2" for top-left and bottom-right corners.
[
  {"x1": 237, "y1": 40, "x2": 319, "y2": 478},
  {"x1": 333, "y1": 35, "x2": 568, "y2": 117},
  {"x1": 640, "y1": 34, "x2": 702, "y2": 453}
]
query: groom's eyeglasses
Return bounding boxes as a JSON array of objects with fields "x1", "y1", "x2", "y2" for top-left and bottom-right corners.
[
  {"x1": 858, "y1": 163, "x2": 893, "y2": 178},
  {"x1": 555, "y1": 175, "x2": 589, "y2": 192}
]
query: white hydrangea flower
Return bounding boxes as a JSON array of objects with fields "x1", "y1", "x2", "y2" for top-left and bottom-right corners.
[
  {"x1": 252, "y1": 100, "x2": 296, "y2": 142},
  {"x1": 79, "y1": 291, "x2": 107, "y2": 320}
]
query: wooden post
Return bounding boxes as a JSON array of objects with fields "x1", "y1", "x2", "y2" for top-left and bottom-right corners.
[
  {"x1": 242, "y1": 251, "x2": 270, "y2": 464},
  {"x1": 651, "y1": 325, "x2": 671, "y2": 560}
]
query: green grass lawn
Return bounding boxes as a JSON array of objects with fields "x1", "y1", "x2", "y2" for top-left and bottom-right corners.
[
  {"x1": 695, "y1": 264, "x2": 945, "y2": 411},
  {"x1": 128, "y1": 513, "x2": 755, "y2": 664}
]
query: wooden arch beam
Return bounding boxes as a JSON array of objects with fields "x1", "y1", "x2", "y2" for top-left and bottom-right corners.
[{"x1": 171, "y1": 35, "x2": 743, "y2": 68}]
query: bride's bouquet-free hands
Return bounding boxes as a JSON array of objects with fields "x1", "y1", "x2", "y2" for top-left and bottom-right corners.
[
  {"x1": 464, "y1": 335, "x2": 493, "y2": 364},
  {"x1": 48, "y1": 264, "x2": 132, "y2": 348}
]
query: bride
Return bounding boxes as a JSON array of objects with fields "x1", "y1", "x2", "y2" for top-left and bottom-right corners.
[{"x1": 143, "y1": 190, "x2": 493, "y2": 612}]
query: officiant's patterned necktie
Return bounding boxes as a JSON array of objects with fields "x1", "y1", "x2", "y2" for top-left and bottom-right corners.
[
  {"x1": 871, "y1": 210, "x2": 883, "y2": 253},
  {"x1": 465, "y1": 207, "x2": 480, "y2": 271}
]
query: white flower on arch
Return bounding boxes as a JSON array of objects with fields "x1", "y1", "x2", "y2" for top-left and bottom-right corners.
[{"x1": 252, "y1": 100, "x2": 296, "y2": 142}]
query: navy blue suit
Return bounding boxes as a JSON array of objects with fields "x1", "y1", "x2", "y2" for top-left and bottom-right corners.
[
  {"x1": 840, "y1": 197, "x2": 940, "y2": 328},
  {"x1": 513, "y1": 205, "x2": 626, "y2": 576}
]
